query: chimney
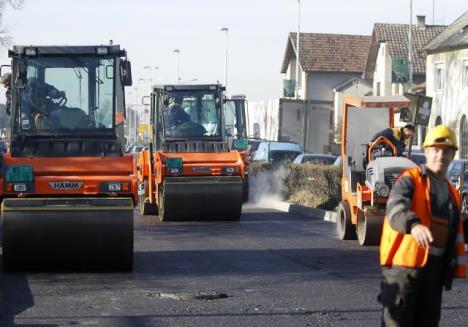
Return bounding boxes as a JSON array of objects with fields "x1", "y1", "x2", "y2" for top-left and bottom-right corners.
[{"x1": 417, "y1": 15, "x2": 426, "y2": 29}]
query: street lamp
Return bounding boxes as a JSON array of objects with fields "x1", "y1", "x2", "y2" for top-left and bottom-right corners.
[
  {"x1": 220, "y1": 27, "x2": 228, "y2": 89},
  {"x1": 173, "y1": 49, "x2": 181, "y2": 84}
]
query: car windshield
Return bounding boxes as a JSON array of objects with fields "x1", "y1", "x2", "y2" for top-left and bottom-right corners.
[
  {"x1": 270, "y1": 150, "x2": 301, "y2": 163},
  {"x1": 162, "y1": 90, "x2": 221, "y2": 139},
  {"x1": 303, "y1": 156, "x2": 336, "y2": 164},
  {"x1": 18, "y1": 56, "x2": 115, "y2": 132}
]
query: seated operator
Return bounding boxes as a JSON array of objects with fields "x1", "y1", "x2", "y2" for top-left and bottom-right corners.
[
  {"x1": 368, "y1": 124, "x2": 415, "y2": 160},
  {"x1": 166, "y1": 96, "x2": 206, "y2": 137},
  {"x1": 21, "y1": 78, "x2": 66, "y2": 129}
]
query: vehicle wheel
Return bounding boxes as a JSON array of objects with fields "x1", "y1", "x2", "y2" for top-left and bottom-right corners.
[
  {"x1": 139, "y1": 180, "x2": 157, "y2": 215},
  {"x1": 336, "y1": 201, "x2": 356, "y2": 240},
  {"x1": 356, "y1": 214, "x2": 383, "y2": 246},
  {"x1": 158, "y1": 187, "x2": 167, "y2": 221}
]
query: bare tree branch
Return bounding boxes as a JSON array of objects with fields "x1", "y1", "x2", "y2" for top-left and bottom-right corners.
[{"x1": 0, "y1": 0, "x2": 25, "y2": 47}]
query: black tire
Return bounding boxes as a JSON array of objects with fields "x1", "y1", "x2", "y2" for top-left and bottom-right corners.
[
  {"x1": 356, "y1": 214, "x2": 383, "y2": 246},
  {"x1": 158, "y1": 187, "x2": 167, "y2": 221},
  {"x1": 139, "y1": 180, "x2": 157, "y2": 215},
  {"x1": 336, "y1": 201, "x2": 356, "y2": 240}
]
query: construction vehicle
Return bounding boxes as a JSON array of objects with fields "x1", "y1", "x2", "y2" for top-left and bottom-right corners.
[
  {"x1": 223, "y1": 94, "x2": 249, "y2": 202},
  {"x1": 0, "y1": 45, "x2": 136, "y2": 269},
  {"x1": 336, "y1": 95, "x2": 417, "y2": 246},
  {"x1": 137, "y1": 84, "x2": 245, "y2": 221}
]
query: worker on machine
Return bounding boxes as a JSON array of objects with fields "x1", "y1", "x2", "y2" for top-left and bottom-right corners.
[
  {"x1": 165, "y1": 96, "x2": 206, "y2": 138},
  {"x1": 369, "y1": 124, "x2": 415, "y2": 160}
]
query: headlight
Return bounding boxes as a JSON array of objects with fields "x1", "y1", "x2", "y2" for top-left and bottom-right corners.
[
  {"x1": 108, "y1": 183, "x2": 122, "y2": 191},
  {"x1": 375, "y1": 182, "x2": 390, "y2": 197},
  {"x1": 13, "y1": 183, "x2": 27, "y2": 192},
  {"x1": 169, "y1": 168, "x2": 181, "y2": 174},
  {"x1": 223, "y1": 167, "x2": 236, "y2": 173},
  {"x1": 96, "y1": 46, "x2": 109, "y2": 55}
]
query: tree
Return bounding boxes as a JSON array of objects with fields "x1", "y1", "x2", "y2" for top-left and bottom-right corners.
[{"x1": 0, "y1": 0, "x2": 25, "y2": 48}]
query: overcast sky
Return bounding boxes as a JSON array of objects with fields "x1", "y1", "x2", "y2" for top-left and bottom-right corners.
[{"x1": 1, "y1": 0, "x2": 467, "y2": 102}]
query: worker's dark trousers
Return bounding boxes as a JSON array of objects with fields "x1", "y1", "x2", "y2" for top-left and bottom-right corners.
[{"x1": 379, "y1": 256, "x2": 445, "y2": 327}]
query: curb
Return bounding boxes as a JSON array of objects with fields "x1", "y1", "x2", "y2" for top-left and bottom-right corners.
[{"x1": 270, "y1": 201, "x2": 337, "y2": 223}]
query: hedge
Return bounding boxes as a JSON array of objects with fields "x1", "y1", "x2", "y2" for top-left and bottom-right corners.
[{"x1": 249, "y1": 162, "x2": 341, "y2": 210}]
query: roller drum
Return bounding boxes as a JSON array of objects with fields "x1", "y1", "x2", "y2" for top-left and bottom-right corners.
[
  {"x1": 1, "y1": 197, "x2": 134, "y2": 270},
  {"x1": 160, "y1": 176, "x2": 243, "y2": 221}
]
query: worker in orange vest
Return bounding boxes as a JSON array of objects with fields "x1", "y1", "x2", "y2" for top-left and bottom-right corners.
[{"x1": 379, "y1": 124, "x2": 466, "y2": 326}]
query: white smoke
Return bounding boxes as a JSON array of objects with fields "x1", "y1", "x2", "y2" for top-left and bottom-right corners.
[{"x1": 244, "y1": 165, "x2": 290, "y2": 210}]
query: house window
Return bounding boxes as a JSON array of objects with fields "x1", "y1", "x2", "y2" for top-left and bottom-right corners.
[
  {"x1": 460, "y1": 115, "x2": 468, "y2": 159},
  {"x1": 435, "y1": 63, "x2": 445, "y2": 91},
  {"x1": 462, "y1": 59, "x2": 468, "y2": 89},
  {"x1": 376, "y1": 82, "x2": 381, "y2": 96},
  {"x1": 435, "y1": 116, "x2": 442, "y2": 126}
]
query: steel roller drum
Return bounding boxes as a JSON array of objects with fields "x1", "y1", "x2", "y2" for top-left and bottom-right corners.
[
  {"x1": 1, "y1": 197, "x2": 134, "y2": 270},
  {"x1": 159, "y1": 176, "x2": 243, "y2": 221}
]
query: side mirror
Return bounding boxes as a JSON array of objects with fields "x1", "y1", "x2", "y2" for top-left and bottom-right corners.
[
  {"x1": 399, "y1": 107, "x2": 412, "y2": 123},
  {"x1": 142, "y1": 95, "x2": 151, "y2": 106},
  {"x1": 121, "y1": 60, "x2": 132, "y2": 86}
]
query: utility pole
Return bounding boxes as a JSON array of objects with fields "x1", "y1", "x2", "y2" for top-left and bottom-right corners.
[
  {"x1": 295, "y1": 0, "x2": 301, "y2": 99},
  {"x1": 408, "y1": 0, "x2": 413, "y2": 86},
  {"x1": 173, "y1": 49, "x2": 181, "y2": 84}
]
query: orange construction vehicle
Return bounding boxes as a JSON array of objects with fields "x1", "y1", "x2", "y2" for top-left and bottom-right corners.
[
  {"x1": 0, "y1": 45, "x2": 136, "y2": 269},
  {"x1": 137, "y1": 84, "x2": 246, "y2": 221},
  {"x1": 337, "y1": 95, "x2": 417, "y2": 245}
]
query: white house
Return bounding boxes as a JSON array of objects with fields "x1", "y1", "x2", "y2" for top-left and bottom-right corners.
[
  {"x1": 424, "y1": 11, "x2": 468, "y2": 158},
  {"x1": 364, "y1": 16, "x2": 445, "y2": 97}
]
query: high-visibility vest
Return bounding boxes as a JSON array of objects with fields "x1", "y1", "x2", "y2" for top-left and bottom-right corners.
[{"x1": 380, "y1": 167, "x2": 466, "y2": 278}]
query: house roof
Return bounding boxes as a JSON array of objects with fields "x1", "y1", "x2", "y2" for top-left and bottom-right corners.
[
  {"x1": 281, "y1": 32, "x2": 371, "y2": 74},
  {"x1": 423, "y1": 11, "x2": 468, "y2": 53},
  {"x1": 363, "y1": 23, "x2": 446, "y2": 79}
]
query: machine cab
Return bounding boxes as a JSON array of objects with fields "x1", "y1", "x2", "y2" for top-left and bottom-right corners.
[
  {"x1": 6, "y1": 45, "x2": 132, "y2": 156},
  {"x1": 151, "y1": 84, "x2": 227, "y2": 151}
]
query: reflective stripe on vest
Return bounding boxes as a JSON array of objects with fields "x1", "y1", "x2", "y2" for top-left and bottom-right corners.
[{"x1": 380, "y1": 167, "x2": 466, "y2": 278}]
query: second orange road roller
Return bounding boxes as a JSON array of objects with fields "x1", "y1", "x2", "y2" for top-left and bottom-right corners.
[{"x1": 137, "y1": 84, "x2": 246, "y2": 221}]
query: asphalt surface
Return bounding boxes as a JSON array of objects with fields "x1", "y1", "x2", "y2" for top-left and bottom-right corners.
[{"x1": 1, "y1": 205, "x2": 468, "y2": 327}]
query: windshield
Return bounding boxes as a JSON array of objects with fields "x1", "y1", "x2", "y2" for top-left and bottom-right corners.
[
  {"x1": 162, "y1": 90, "x2": 221, "y2": 139},
  {"x1": 17, "y1": 56, "x2": 115, "y2": 132}
]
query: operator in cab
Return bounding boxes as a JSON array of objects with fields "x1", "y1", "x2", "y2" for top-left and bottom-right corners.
[
  {"x1": 21, "y1": 78, "x2": 66, "y2": 129},
  {"x1": 165, "y1": 96, "x2": 206, "y2": 138},
  {"x1": 369, "y1": 124, "x2": 415, "y2": 159}
]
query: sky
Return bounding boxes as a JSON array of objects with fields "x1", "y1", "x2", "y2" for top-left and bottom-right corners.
[{"x1": 0, "y1": 0, "x2": 467, "y2": 103}]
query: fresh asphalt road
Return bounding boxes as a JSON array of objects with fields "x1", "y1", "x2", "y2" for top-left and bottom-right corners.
[{"x1": 1, "y1": 206, "x2": 468, "y2": 327}]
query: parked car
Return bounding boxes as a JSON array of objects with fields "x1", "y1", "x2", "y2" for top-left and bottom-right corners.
[
  {"x1": 251, "y1": 141, "x2": 303, "y2": 166},
  {"x1": 447, "y1": 159, "x2": 468, "y2": 213},
  {"x1": 293, "y1": 153, "x2": 337, "y2": 165}
]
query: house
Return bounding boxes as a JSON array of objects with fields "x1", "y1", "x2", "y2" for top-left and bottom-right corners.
[
  {"x1": 280, "y1": 32, "x2": 371, "y2": 153},
  {"x1": 423, "y1": 11, "x2": 468, "y2": 158},
  {"x1": 281, "y1": 32, "x2": 371, "y2": 101},
  {"x1": 363, "y1": 16, "x2": 445, "y2": 97}
]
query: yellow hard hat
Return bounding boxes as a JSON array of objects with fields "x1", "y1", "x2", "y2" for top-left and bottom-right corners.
[{"x1": 423, "y1": 124, "x2": 458, "y2": 150}]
